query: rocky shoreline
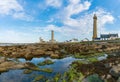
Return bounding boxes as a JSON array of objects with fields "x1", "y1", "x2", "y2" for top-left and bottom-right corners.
[
  {"x1": 0, "y1": 42, "x2": 119, "y2": 81},
  {"x1": 0, "y1": 43, "x2": 120, "y2": 60},
  {"x1": 0, "y1": 57, "x2": 53, "y2": 74},
  {"x1": 71, "y1": 55, "x2": 120, "y2": 82}
]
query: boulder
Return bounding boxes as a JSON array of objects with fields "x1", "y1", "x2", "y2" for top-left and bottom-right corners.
[
  {"x1": 0, "y1": 47, "x2": 4, "y2": 52},
  {"x1": 0, "y1": 61, "x2": 16, "y2": 67},
  {"x1": 0, "y1": 61, "x2": 25, "y2": 73},
  {"x1": 32, "y1": 50, "x2": 45, "y2": 56},
  {"x1": 82, "y1": 74, "x2": 104, "y2": 82},
  {"x1": 50, "y1": 54, "x2": 59, "y2": 59},
  {"x1": 117, "y1": 77, "x2": 120, "y2": 82},
  {"x1": 0, "y1": 68, "x2": 8, "y2": 73},
  {"x1": 24, "y1": 62, "x2": 40, "y2": 71},
  {"x1": 25, "y1": 54, "x2": 33, "y2": 60},
  {"x1": 0, "y1": 57, "x2": 6, "y2": 63},
  {"x1": 45, "y1": 51, "x2": 54, "y2": 56},
  {"x1": 109, "y1": 65, "x2": 120, "y2": 78}
]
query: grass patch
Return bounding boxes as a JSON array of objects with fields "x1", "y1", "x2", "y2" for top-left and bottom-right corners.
[
  {"x1": 74, "y1": 52, "x2": 105, "y2": 59},
  {"x1": 87, "y1": 57, "x2": 98, "y2": 62}
]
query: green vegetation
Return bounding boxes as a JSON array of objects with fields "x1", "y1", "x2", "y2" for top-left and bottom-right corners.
[
  {"x1": 72, "y1": 56, "x2": 99, "y2": 64},
  {"x1": 74, "y1": 52, "x2": 105, "y2": 59},
  {"x1": 40, "y1": 68, "x2": 53, "y2": 73},
  {"x1": 30, "y1": 66, "x2": 53, "y2": 73},
  {"x1": 0, "y1": 54, "x2": 3, "y2": 57},
  {"x1": 60, "y1": 49, "x2": 67, "y2": 54},
  {"x1": 25, "y1": 62, "x2": 53, "y2": 73},
  {"x1": 33, "y1": 75, "x2": 44, "y2": 82},
  {"x1": 53, "y1": 73, "x2": 61, "y2": 82},
  {"x1": 23, "y1": 69, "x2": 32, "y2": 74},
  {"x1": 45, "y1": 67, "x2": 84, "y2": 82},
  {"x1": 37, "y1": 59, "x2": 54, "y2": 66},
  {"x1": 86, "y1": 74, "x2": 104, "y2": 82},
  {"x1": 74, "y1": 52, "x2": 106, "y2": 63},
  {"x1": 87, "y1": 57, "x2": 98, "y2": 62},
  {"x1": 29, "y1": 66, "x2": 41, "y2": 71}
]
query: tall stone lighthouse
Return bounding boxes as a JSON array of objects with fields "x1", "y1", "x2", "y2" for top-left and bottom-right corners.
[
  {"x1": 51, "y1": 30, "x2": 54, "y2": 42},
  {"x1": 92, "y1": 14, "x2": 97, "y2": 40},
  {"x1": 49, "y1": 30, "x2": 56, "y2": 43}
]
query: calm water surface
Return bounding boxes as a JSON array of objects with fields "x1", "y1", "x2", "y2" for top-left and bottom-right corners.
[
  {"x1": 0, "y1": 57, "x2": 77, "y2": 82},
  {"x1": 0, "y1": 54, "x2": 108, "y2": 82}
]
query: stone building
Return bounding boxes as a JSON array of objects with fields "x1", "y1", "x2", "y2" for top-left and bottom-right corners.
[
  {"x1": 100, "y1": 34, "x2": 118, "y2": 40},
  {"x1": 39, "y1": 37, "x2": 45, "y2": 43},
  {"x1": 68, "y1": 38, "x2": 79, "y2": 42}
]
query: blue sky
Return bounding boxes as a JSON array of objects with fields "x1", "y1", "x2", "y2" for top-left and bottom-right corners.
[{"x1": 0, "y1": 0, "x2": 120, "y2": 43}]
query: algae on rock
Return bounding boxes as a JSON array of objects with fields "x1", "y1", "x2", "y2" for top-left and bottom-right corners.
[{"x1": 37, "y1": 59, "x2": 54, "y2": 66}]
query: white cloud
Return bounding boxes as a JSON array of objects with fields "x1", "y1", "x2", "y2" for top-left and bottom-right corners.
[
  {"x1": 34, "y1": 0, "x2": 115, "y2": 41},
  {"x1": 45, "y1": 25, "x2": 62, "y2": 32},
  {"x1": 63, "y1": 0, "x2": 91, "y2": 19},
  {"x1": 0, "y1": 29, "x2": 39, "y2": 43},
  {"x1": 2, "y1": 7, "x2": 114, "y2": 43},
  {"x1": 33, "y1": 25, "x2": 77, "y2": 36},
  {"x1": 50, "y1": 0, "x2": 114, "y2": 40},
  {"x1": 69, "y1": 0, "x2": 80, "y2": 4},
  {"x1": 0, "y1": 0, "x2": 33, "y2": 21},
  {"x1": 46, "y1": 8, "x2": 114, "y2": 41},
  {"x1": 0, "y1": 0, "x2": 23, "y2": 15},
  {"x1": 47, "y1": 18, "x2": 54, "y2": 23},
  {"x1": 0, "y1": 0, "x2": 115, "y2": 43},
  {"x1": 100, "y1": 14, "x2": 114, "y2": 24},
  {"x1": 46, "y1": 0, "x2": 62, "y2": 8},
  {"x1": 13, "y1": 12, "x2": 33, "y2": 21},
  {"x1": 39, "y1": 0, "x2": 114, "y2": 40},
  {"x1": 54, "y1": 0, "x2": 91, "y2": 31}
]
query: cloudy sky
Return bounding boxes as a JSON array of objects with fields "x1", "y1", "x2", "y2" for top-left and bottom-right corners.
[{"x1": 0, "y1": 0, "x2": 120, "y2": 43}]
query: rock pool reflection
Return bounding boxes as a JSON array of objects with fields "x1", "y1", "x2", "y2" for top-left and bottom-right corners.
[
  {"x1": 97, "y1": 54, "x2": 108, "y2": 61},
  {"x1": 0, "y1": 57, "x2": 78, "y2": 82},
  {"x1": 0, "y1": 54, "x2": 108, "y2": 82},
  {"x1": 18, "y1": 57, "x2": 78, "y2": 73}
]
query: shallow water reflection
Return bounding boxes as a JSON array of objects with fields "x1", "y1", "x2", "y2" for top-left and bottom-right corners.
[
  {"x1": 0, "y1": 57, "x2": 77, "y2": 82},
  {"x1": 0, "y1": 54, "x2": 108, "y2": 82}
]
